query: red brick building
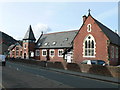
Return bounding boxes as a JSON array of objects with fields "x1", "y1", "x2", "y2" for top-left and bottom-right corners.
[
  {"x1": 9, "y1": 11, "x2": 120, "y2": 65},
  {"x1": 8, "y1": 42, "x2": 23, "y2": 58},
  {"x1": 73, "y1": 12, "x2": 120, "y2": 65},
  {"x1": 35, "y1": 30, "x2": 78, "y2": 63}
]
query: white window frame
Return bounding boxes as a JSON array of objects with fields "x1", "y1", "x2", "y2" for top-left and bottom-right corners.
[
  {"x1": 30, "y1": 51, "x2": 34, "y2": 57},
  {"x1": 87, "y1": 24, "x2": 92, "y2": 32},
  {"x1": 52, "y1": 41, "x2": 56, "y2": 45},
  {"x1": 42, "y1": 49, "x2": 47, "y2": 56},
  {"x1": 83, "y1": 34, "x2": 96, "y2": 58},
  {"x1": 50, "y1": 49, "x2": 55, "y2": 57},
  {"x1": 116, "y1": 47, "x2": 118, "y2": 58},
  {"x1": 58, "y1": 49, "x2": 64, "y2": 57},
  {"x1": 44, "y1": 42, "x2": 48, "y2": 46},
  {"x1": 35, "y1": 50, "x2": 40, "y2": 56},
  {"x1": 111, "y1": 46, "x2": 114, "y2": 58}
]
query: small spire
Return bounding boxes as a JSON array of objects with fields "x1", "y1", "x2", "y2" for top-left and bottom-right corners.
[
  {"x1": 29, "y1": 25, "x2": 32, "y2": 30},
  {"x1": 23, "y1": 25, "x2": 36, "y2": 41},
  {"x1": 88, "y1": 9, "x2": 91, "y2": 16}
]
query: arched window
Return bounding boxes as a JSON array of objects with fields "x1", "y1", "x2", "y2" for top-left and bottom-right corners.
[
  {"x1": 83, "y1": 35, "x2": 96, "y2": 57},
  {"x1": 87, "y1": 24, "x2": 92, "y2": 32}
]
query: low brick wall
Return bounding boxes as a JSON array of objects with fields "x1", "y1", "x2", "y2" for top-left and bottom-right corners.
[
  {"x1": 66, "y1": 63, "x2": 120, "y2": 78},
  {"x1": 107, "y1": 66, "x2": 120, "y2": 78},
  {"x1": 80, "y1": 64, "x2": 112, "y2": 77},
  {"x1": 47, "y1": 61, "x2": 54, "y2": 68},
  {"x1": 67, "y1": 63, "x2": 81, "y2": 72},
  {"x1": 47, "y1": 61, "x2": 65, "y2": 69},
  {"x1": 54, "y1": 62, "x2": 65, "y2": 69},
  {"x1": 7, "y1": 59, "x2": 120, "y2": 78},
  {"x1": 78, "y1": 64, "x2": 120, "y2": 78},
  {"x1": 7, "y1": 58, "x2": 47, "y2": 67}
]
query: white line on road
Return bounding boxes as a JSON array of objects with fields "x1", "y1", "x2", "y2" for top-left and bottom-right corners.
[{"x1": 0, "y1": 83, "x2": 6, "y2": 90}]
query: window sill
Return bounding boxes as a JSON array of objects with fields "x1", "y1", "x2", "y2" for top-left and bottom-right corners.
[
  {"x1": 58, "y1": 56, "x2": 63, "y2": 57},
  {"x1": 83, "y1": 56, "x2": 95, "y2": 58}
]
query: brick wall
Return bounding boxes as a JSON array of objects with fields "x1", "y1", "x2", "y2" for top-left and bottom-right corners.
[
  {"x1": 39, "y1": 49, "x2": 64, "y2": 62},
  {"x1": 7, "y1": 59, "x2": 120, "y2": 78}
]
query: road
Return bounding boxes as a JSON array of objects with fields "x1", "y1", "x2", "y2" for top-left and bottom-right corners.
[{"x1": 2, "y1": 61, "x2": 119, "y2": 88}]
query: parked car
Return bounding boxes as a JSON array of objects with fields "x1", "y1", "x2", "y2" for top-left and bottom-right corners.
[
  {"x1": 81, "y1": 60, "x2": 107, "y2": 66},
  {"x1": 117, "y1": 65, "x2": 120, "y2": 67},
  {"x1": 0, "y1": 54, "x2": 6, "y2": 66}
]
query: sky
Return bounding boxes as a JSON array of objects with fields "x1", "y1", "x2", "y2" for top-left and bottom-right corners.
[{"x1": 0, "y1": 1, "x2": 119, "y2": 40}]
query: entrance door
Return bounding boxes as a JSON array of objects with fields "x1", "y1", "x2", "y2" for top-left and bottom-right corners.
[
  {"x1": 46, "y1": 49, "x2": 50, "y2": 61},
  {"x1": 67, "y1": 54, "x2": 72, "y2": 63},
  {"x1": 24, "y1": 53, "x2": 26, "y2": 59}
]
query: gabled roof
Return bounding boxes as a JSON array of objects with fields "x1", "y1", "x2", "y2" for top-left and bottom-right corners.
[
  {"x1": 23, "y1": 25, "x2": 36, "y2": 41},
  {"x1": 8, "y1": 42, "x2": 22, "y2": 51},
  {"x1": 73, "y1": 13, "x2": 120, "y2": 46},
  {"x1": 8, "y1": 44, "x2": 16, "y2": 51},
  {"x1": 94, "y1": 19, "x2": 120, "y2": 46},
  {"x1": 36, "y1": 30, "x2": 78, "y2": 49}
]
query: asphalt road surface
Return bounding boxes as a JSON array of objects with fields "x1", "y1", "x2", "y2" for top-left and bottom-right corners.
[{"x1": 2, "y1": 61, "x2": 119, "y2": 88}]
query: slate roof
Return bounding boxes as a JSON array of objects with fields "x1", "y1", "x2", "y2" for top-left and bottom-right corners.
[
  {"x1": 0, "y1": 44, "x2": 8, "y2": 54},
  {"x1": 8, "y1": 44, "x2": 16, "y2": 51},
  {"x1": 94, "y1": 19, "x2": 120, "y2": 46},
  {"x1": 8, "y1": 42, "x2": 22, "y2": 51},
  {"x1": 23, "y1": 25, "x2": 36, "y2": 41},
  {"x1": 36, "y1": 30, "x2": 78, "y2": 49}
]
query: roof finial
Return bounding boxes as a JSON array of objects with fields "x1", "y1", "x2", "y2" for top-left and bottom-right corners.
[{"x1": 88, "y1": 9, "x2": 91, "y2": 16}]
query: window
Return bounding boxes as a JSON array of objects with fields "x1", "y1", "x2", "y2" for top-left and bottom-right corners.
[
  {"x1": 38, "y1": 43, "x2": 41, "y2": 46},
  {"x1": 35, "y1": 50, "x2": 40, "y2": 56},
  {"x1": 87, "y1": 24, "x2": 92, "y2": 32},
  {"x1": 12, "y1": 51, "x2": 15, "y2": 56},
  {"x1": 58, "y1": 49, "x2": 64, "y2": 57},
  {"x1": 16, "y1": 47, "x2": 19, "y2": 51},
  {"x1": 65, "y1": 38, "x2": 68, "y2": 41},
  {"x1": 44, "y1": 42, "x2": 48, "y2": 46},
  {"x1": 81, "y1": 60, "x2": 88, "y2": 64},
  {"x1": 116, "y1": 47, "x2": 118, "y2": 58},
  {"x1": 97, "y1": 60, "x2": 105, "y2": 65},
  {"x1": 52, "y1": 42, "x2": 56, "y2": 45},
  {"x1": 111, "y1": 46, "x2": 114, "y2": 58},
  {"x1": 50, "y1": 49, "x2": 55, "y2": 57},
  {"x1": 91, "y1": 61, "x2": 97, "y2": 64},
  {"x1": 16, "y1": 51, "x2": 19, "y2": 56},
  {"x1": 42, "y1": 49, "x2": 47, "y2": 56},
  {"x1": 83, "y1": 35, "x2": 96, "y2": 57},
  {"x1": 24, "y1": 44, "x2": 27, "y2": 49},
  {"x1": 20, "y1": 51, "x2": 22, "y2": 56}
]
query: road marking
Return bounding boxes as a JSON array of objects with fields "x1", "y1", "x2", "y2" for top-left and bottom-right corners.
[
  {"x1": 0, "y1": 83, "x2": 6, "y2": 90},
  {"x1": 17, "y1": 68, "x2": 19, "y2": 71}
]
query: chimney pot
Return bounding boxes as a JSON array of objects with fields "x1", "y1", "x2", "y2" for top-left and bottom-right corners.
[{"x1": 83, "y1": 15, "x2": 87, "y2": 23}]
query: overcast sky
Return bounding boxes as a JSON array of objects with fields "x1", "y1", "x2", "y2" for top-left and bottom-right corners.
[{"x1": 0, "y1": 1, "x2": 118, "y2": 40}]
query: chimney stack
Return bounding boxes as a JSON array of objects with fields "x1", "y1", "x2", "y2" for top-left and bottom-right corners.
[{"x1": 83, "y1": 15, "x2": 87, "y2": 23}]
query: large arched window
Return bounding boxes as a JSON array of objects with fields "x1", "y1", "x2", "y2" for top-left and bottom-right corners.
[{"x1": 83, "y1": 34, "x2": 96, "y2": 57}]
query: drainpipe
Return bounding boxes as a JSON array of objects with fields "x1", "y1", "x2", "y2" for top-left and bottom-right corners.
[{"x1": 107, "y1": 40, "x2": 110, "y2": 65}]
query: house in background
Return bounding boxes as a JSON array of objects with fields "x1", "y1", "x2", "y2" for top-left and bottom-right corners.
[
  {"x1": 8, "y1": 42, "x2": 23, "y2": 58},
  {"x1": 9, "y1": 25, "x2": 36, "y2": 59},
  {"x1": 8, "y1": 11, "x2": 120, "y2": 65}
]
